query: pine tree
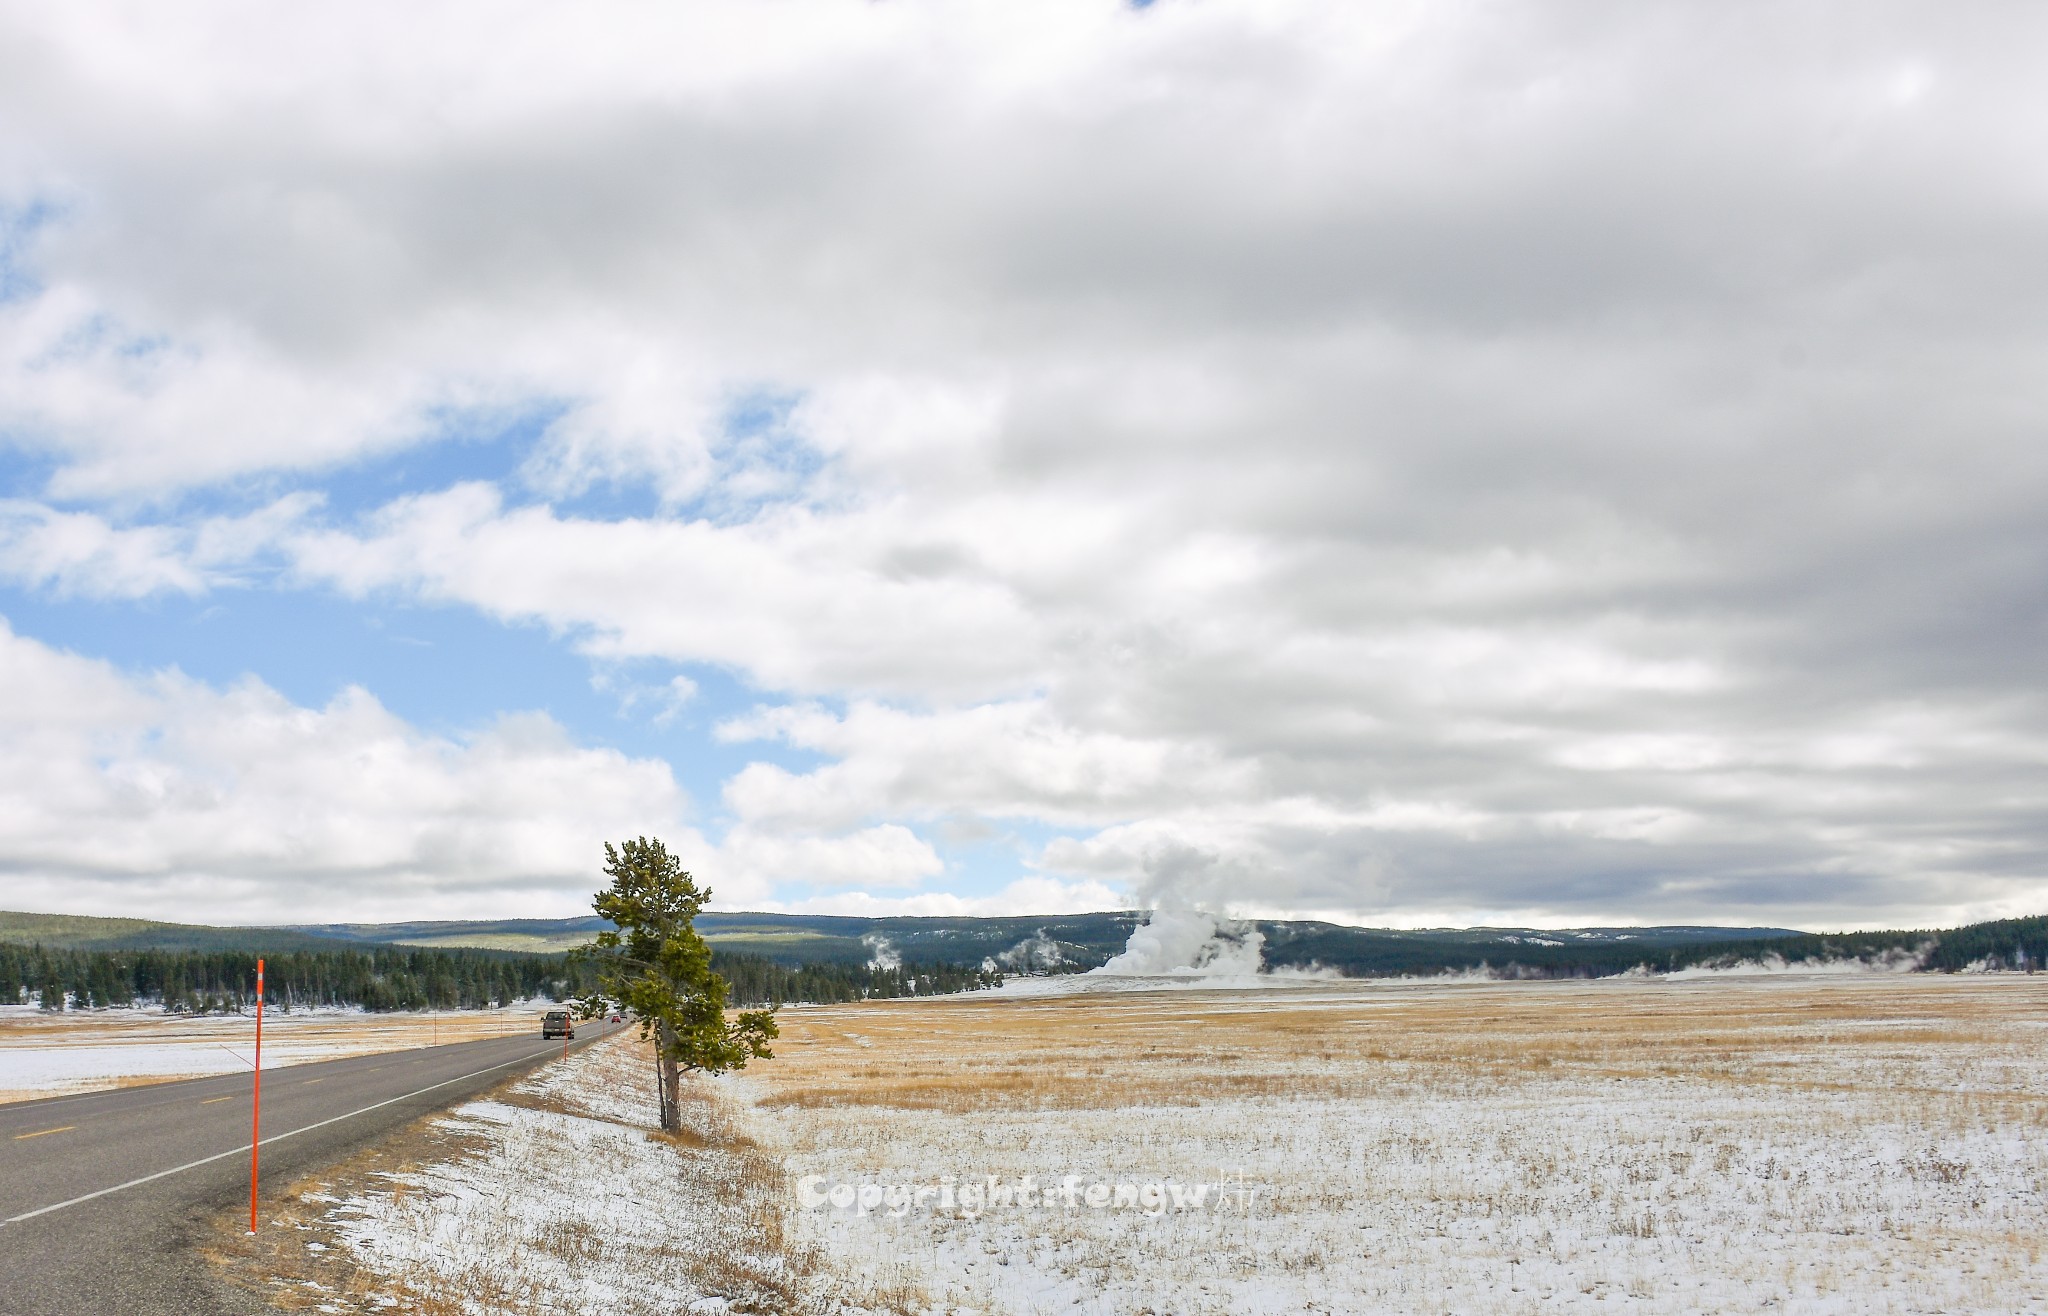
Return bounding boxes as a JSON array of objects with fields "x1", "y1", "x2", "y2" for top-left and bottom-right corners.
[{"x1": 572, "y1": 837, "x2": 778, "y2": 1133}]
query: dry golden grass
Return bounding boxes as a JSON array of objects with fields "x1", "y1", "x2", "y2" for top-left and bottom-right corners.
[
  {"x1": 754, "y1": 973, "x2": 2048, "y2": 1118},
  {"x1": 737, "y1": 974, "x2": 2048, "y2": 1313}
]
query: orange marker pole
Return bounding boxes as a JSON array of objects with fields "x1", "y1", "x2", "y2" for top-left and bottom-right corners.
[{"x1": 249, "y1": 957, "x2": 264, "y2": 1234}]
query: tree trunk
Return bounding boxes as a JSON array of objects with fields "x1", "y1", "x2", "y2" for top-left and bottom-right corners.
[{"x1": 656, "y1": 1017, "x2": 682, "y2": 1133}]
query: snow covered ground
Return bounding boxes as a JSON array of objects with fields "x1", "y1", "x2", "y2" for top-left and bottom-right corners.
[
  {"x1": 0, "y1": 1003, "x2": 558, "y2": 1102},
  {"x1": 290, "y1": 973, "x2": 2048, "y2": 1314},
  {"x1": 297, "y1": 1026, "x2": 821, "y2": 1314},
  {"x1": 743, "y1": 973, "x2": 2048, "y2": 1314}
]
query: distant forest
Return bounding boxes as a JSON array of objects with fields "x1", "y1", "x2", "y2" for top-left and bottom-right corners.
[
  {"x1": 1258, "y1": 913, "x2": 2048, "y2": 979},
  {"x1": 4, "y1": 913, "x2": 2042, "y2": 1010},
  {"x1": 0, "y1": 942, "x2": 1003, "y2": 1013}
]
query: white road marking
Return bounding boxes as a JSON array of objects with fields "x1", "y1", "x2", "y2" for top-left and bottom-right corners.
[{"x1": 0, "y1": 1042, "x2": 571, "y2": 1228}]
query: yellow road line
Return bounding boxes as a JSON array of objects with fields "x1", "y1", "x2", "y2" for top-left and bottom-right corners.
[
  {"x1": 301, "y1": 1078, "x2": 323, "y2": 1085},
  {"x1": 200, "y1": 1096, "x2": 234, "y2": 1105},
  {"x1": 13, "y1": 1126, "x2": 76, "y2": 1140}
]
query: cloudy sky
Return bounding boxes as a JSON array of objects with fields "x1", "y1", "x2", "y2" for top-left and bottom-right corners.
[{"x1": 1, "y1": 1, "x2": 2043, "y2": 930}]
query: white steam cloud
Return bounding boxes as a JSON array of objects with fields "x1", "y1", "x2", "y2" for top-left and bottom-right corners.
[
  {"x1": 1657, "y1": 944, "x2": 1932, "y2": 980},
  {"x1": 1092, "y1": 908, "x2": 1265, "y2": 978},
  {"x1": 983, "y1": 931, "x2": 1070, "y2": 975},
  {"x1": 863, "y1": 934, "x2": 902, "y2": 972}
]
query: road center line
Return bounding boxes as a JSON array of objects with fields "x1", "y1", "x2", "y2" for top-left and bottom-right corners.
[
  {"x1": 200, "y1": 1096, "x2": 234, "y2": 1105},
  {"x1": 0, "y1": 1041, "x2": 573, "y2": 1228},
  {"x1": 12, "y1": 1126, "x2": 75, "y2": 1141}
]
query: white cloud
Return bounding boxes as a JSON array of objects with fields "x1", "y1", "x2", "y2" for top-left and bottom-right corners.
[
  {"x1": 589, "y1": 668, "x2": 702, "y2": 725},
  {"x1": 652, "y1": 674, "x2": 700, "y2": 725},
  {"x1": 0, "y1": 495, "x2": 316, "y2": 597},
  {"x1": 283, "y1": 485, "x2": 1042, "y2": 699},
  {"x1": 0, "y1": 500, "x2": 207, "y2": 596},
  {"x1": 772, "y1": 875, "x2": 1126, "y2": 920},
  {"x1": 714, "y1": 699, "x2": 1248, "y2": 831},
  {"x1": 0, "y1": 617, "x2": 719, "y2": 922},
  {"x1": 715, "y1": 822, "x2": 943, "y2": 891},
  {"x1": 1, "y1": 3, "x2": 2046, "y2": 927}
]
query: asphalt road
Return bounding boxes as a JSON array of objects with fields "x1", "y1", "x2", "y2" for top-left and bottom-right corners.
[{"x1": 0, "y1": 1019, "x2": 626, "y2": 1315}]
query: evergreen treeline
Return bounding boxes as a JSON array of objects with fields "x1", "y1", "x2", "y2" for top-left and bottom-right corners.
[
  {"x1": 0, "y1": 944, "x2": 581, "y2": 1013},
  {"x1": 17, "y1": 913, "x2": 2033, "y2": 999},
  {"x1": 0, "y1": 942, "x2": 1003, "y2": 1013},
  {"x1": 716, "y1": 954, "x2": 1002, "y2": 1005},
  {"x1": 1261, "y1": 914, "x2": 2048, "y2": 980},
  {"x1": 1659, "y1": 914, "x2": 2048, "y2": 977}
]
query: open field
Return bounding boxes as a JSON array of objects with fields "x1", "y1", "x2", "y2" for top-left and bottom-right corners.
[
  {"x1": 0, "y1": 1004, "x2": 561, "y2": 1103},
  {"x1": 234, "y1": 972, "x2": 2048, "y2": 1313},
  {"x1": 743, "y1": 972, "x2": 2048, "y2": 1313},
  {"x1": 379, "y1": 932, "x2": 596, "y2": 952}
]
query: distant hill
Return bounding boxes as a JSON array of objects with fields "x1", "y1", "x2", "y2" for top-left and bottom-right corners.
[
  {"x1": 1255, "y1": 921, "x2": 1807, "y2": 977},
  {"x1": 291, "y1": 917, "x2": 615, "y2": 954},
  {"x1": 3, "y1": 907, "x2": 1798, "y2": 970},
  {"x1": 288, "y1": 911, "x2": 1147, "y2": 964},
  {"x1": 12, "y1": 906, "x2": 2038, "y2": 980},
  {"x1": 0, "y1": 910, "x2": 378, "y2": 954},
  {"x1": 289, "y1": 912, "x2": 1816, "y2": 968},
  {"x1": 296, "y1": 911, "x2": 1810, "y2": 970}
]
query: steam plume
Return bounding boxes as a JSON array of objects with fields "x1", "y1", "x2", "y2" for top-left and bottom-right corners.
[{"x1": 1091, "y1": 908, "x2": 1265, "y2": 977}]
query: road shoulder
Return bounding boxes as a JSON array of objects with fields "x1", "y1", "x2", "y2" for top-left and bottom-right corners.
[{"x1": 201, "y1": 1032, "x2": 817, "y2": 1314}]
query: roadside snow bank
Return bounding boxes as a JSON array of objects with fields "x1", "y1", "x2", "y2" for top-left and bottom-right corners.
[{"x1": 324, "y1": 1034, "x2": 815, "y2": 1314}]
